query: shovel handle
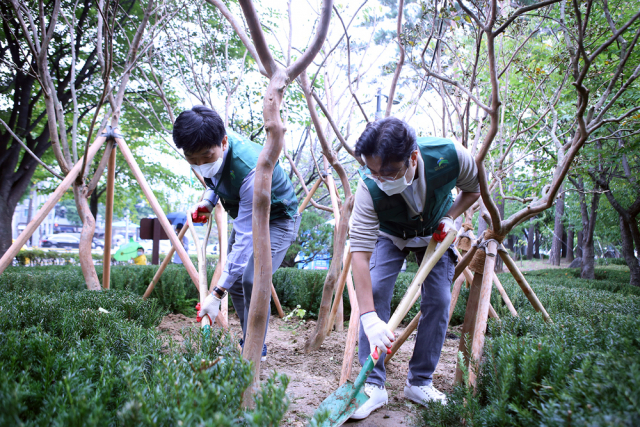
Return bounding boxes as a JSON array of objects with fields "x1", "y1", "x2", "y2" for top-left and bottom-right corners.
[{"x1": 387, "y1": 230, "x2": 457, "y2": 331}]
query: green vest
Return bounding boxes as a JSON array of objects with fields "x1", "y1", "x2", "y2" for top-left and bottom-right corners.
[
  {"x1": 204, "y1": 131, "x2": 298, "y2": 220},
  {"x1": 361, "y1": 137, "x2": 459, "y2": 239}
]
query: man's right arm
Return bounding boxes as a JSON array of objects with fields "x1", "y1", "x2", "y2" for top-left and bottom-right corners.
[{"x1": 349, "y1": 180, "x2": 380, "y2": 314}]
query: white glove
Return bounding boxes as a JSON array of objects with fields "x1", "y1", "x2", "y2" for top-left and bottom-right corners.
[
  {"x1": 433, "y1": 216, "x2": 455, "y2": 242},
  {"x1": 196, "y1": 293, "x2": 221, "y2": 324},
  {"x1": 360, "y1": 312, "x2": 395, "y2": 359},
  {"x1": 190, "y1": 200, "x2": 214, "y2": 223}
]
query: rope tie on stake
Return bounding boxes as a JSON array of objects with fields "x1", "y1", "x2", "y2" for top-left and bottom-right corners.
[
  {"x1": 100, "y1": 125, "x2": 123, "y2": 141},
  {"x1": 468, "y1": 230, "x2": 504, "y2": 274},
  {"x1": 457, "y1": 222, "x2": 475, "y2": 252}
]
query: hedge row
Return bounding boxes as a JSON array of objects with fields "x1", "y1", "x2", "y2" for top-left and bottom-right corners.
[
  {"x1": 2, "y1": 264, "x2": 636, "y2": 323},
  {"x1": 419, "y1": 267, "x2": 640, "y2": 426},
  {"x1": 14, "y1": 249, "x2": 218, "y2": 268},
  {"x1": 0, "y1": 288, "x2": 288, "y2": 425}
]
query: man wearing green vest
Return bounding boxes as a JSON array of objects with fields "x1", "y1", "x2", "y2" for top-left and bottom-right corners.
[
  {"x1": 349, "y1": 117, "x2": 480, "y2": 419},
  {"x1": 172, "y1": 106, "x2": 300, "y2": 361}
]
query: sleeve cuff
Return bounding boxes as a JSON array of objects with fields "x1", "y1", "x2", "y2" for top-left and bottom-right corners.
[
  {"x1": 204, "y1": 188, "x2": 219, "y2": 205},
  {"x1": 217, "y1": 271, "x2": 233, "y2": 290}
]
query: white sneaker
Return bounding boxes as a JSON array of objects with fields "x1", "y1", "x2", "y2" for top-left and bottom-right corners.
[
  {"x1": 404, "y1": 382, "x2": 447, "y2": 406},
  {"x1": 350, "y1": 383, "x2": 388, "y2": 420}
]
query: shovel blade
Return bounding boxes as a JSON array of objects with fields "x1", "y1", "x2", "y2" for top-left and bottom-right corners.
[{"x1": 309, "y1": 382, "x2": 369, "y2": 427}]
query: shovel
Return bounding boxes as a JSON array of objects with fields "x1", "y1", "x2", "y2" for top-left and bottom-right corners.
[
  {"x1": 187, "y1": 212, "x2": 214, "y2": 335},
  {"x1": 309, "y1": 229, "x2": 457, "y2": 426}
]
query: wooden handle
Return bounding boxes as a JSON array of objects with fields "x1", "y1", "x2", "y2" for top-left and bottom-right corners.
[{"x1": 388, "y1": 230, "x2": 457, "y2": 331}]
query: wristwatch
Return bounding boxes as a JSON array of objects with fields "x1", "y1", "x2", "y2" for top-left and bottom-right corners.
[{"x1": 213, "y1": 286, "x2": 227, "y2": 299}]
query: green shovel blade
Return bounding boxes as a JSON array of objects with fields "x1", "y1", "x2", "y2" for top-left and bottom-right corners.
[{"x1": 308, "y1": 355, "x2": 376, "y2": 427}]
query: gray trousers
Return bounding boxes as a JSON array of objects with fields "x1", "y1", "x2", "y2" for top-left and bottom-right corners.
[
  {"x1": 359, "y1": 235, "x2": 456, "y2": 387},
  {"x1": 227, "y1": 215, "x2": 300, "y2": 343}
]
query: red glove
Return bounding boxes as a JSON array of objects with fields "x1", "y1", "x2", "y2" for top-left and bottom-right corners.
[
  {"x1": 190, "y1": 200, "x2": 214, "y2": 223},
  {"x1": 432, "y1": 216, "x2": 455, "y2": 242}
]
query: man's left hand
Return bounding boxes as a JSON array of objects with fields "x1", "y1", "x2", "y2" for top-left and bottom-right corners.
[
  {"x1": 432, "y1": 216, "x2": 455, "y2": 242},
  {"x1": 196, "y1": 293, "x2": 221, "y2": 324}
]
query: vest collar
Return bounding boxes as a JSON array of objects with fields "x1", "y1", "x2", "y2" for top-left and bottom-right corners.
[{"x1": 399, "y1": 154, "x2": 427, "y2": 217}]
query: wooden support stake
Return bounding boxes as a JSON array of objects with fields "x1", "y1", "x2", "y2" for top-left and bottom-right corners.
[
  {"x1": 115, "y1": 136, "x2": 227, "y2": 329},
  {"x1": 327, "y1": 245, "x2": 352, "y2": 336},
  {"x1": 298, "y1": 178, "x2": 322, "y2": 213},
  {"x1": 493, "y1": 273, "x2": 518, "y2": 317},
  {"x1": 339, "y1": 266, "x2": 359, "y2": 385},
  {"x1": 468, "y1": 241, "x2": 498, "y2": 386},
  {"x1": 448, "y1": 274, "x2": 466, "y2": 321},
  {"x1": 454, "y1": 272, "x2": 482, "y2": 384},
  {"x1": 102, "y1": 144, "x2": 117, "y2": 289},
  {"x1": 0, "y1": 134, "x2": 107, "y2": 275},
  {"x1": 499, "y1": 246, "x2": 551, "y2": 322},
  {"x1": 453, "y1": 244, "x2": 477, "y2": 284},
  {"x1": 143, "y1": 223, "x2": 190, "y2": 299}
]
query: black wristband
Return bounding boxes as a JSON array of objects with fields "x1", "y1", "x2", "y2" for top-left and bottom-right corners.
[{"x1": 213, "y1": 286, "x2": 227, "y2": 298}]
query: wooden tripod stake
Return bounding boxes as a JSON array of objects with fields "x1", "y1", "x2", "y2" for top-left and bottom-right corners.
[
  {"x1": 455, "y1": 240, "x2": 498, "y2": 386},
  {"x1": 188, "y1": 213, "x2": 214, "y2": 328},
  {"x1": 0, "y1": 132, "x2": 107, "y2": 275},
  {"x1": 102, "y1": 144, "x2": 117, "y2": 289}
]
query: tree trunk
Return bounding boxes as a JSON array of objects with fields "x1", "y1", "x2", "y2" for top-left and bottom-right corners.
[
  {"x1": 566, "y1": 228, "x2": 574, "y2": 263},
  {"x1": 619, "y1": 215, "x2": 640, "y2": 287},
  {"x1": 493, "y1": 187, "x2": 504, "y2": 273},
  {"x1": 27, "y1": 190, "x2": 34, "y2": 246},
  {"x1": 534, "y1": 225, "x2": 541, "y2": 259},
  {"x1": 90, "y1": 189, "x2": 100, "y2": 220},
  {"x1": 561, "y1": 230, "x2": 567, "y2": 258},
  {"x1": 580, "y1": 192, "x2": 600, "y2": 280},
  {"x1": 576, "y1": 230, "x2": 583, "y2": 258},
  {"x1": 0, "y1": 202, "x2": 14, "y2": 260},
  {"x1": 73, "y1": 184, "x2": 101, "y2": 291},
  {"x1": 526, "y1": 218, "x2": 535, "y2": 260},
  {"x1": 549, "y1": 186, "x2": 564, "y2": 266}
]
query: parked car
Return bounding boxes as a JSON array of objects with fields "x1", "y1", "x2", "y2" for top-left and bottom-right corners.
[
  {"x1": 92, "y1": 238, "x2": 104, "y2": 249},
  {"x1": 41, "y1": 233, "x2": 104, "y2": 250},
  {"x1": 40, "y1": 234, "x2": 80, "y2": 249}
]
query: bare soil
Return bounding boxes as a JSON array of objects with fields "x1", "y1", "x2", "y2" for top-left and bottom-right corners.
[{"x1": 157, "y1": 312, "x2": 461, "y2": 426}]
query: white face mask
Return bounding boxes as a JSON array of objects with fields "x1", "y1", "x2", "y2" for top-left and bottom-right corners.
[
  {"x1": 137, "y1": 251, "x2": 143, "y2": 256},
  {"x1": 373, "y1": 165, "x2": 415, "y2": 196},
  {"x1": 192, "y1": 157, "x2": 223, "y2": 178}
]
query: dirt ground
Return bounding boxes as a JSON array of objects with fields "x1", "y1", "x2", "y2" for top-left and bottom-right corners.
[{"x1": 157, "y1": 312, "x2": 460, "y2": 426}]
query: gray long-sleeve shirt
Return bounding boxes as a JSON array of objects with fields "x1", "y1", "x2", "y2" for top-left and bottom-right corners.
[
  {"x1": 203, "y1": 150, "x2": 257, "y2": 291},
  {"x1": 349, "y1": 142, "x2": 480, "y2": 252}
]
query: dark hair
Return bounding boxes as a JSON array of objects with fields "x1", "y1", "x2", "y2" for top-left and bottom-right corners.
[
  {"x1": 137, "y1": 247, "x2": 144, "y2": 251},
  {"x1": 355, "y1": 117, "x2": 417, "y2": 169},
  {"x1": 173, "y1": 105, "x2": 226, "y2": 155}
]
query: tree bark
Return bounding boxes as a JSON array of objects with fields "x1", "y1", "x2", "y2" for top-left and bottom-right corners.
[
  {"x1": 534, "y1": 225, "x2": 541, "y2": 259},
  {"x1": 567, "y1": 227, "x2": 574, "y2": 263},
  {"x1": 619, "y1": 215, "x2": 640, "y2": 287},
  {"x1": 580, "y1": 192, "x2": 600, "y2": 280},
  {"x1": 90, "y1": 189, "x2": 101, "y2": 221},
  {"x1": 576, "y1": 230, "x2": 583, "y2": 258},
  {"x1": 526, "y1": 218, "x2": 535, "y2": 260},
  {"x1": 549, "y1": 185, "x2": 564, "y2": 266},
  {"x1": 73, "y1": 184, "x2": 101, "y2": 291},
  {"x1": 493, "y1": 186, "x2": 505, "y2": 273}
]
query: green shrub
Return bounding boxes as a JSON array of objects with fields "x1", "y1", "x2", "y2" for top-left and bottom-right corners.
[
  {"x1": 0, "y1": 265, "x2": 209, "y2": 315},
  {"x1": 0, "y1": 289, "x2": 288, "y2": 426},
  {"x1": 596, "y1": 257, "x2": 629, "y2": 266},
  {"x1": 419, "y1": 267, "x2": 640, "y2": 426}
]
